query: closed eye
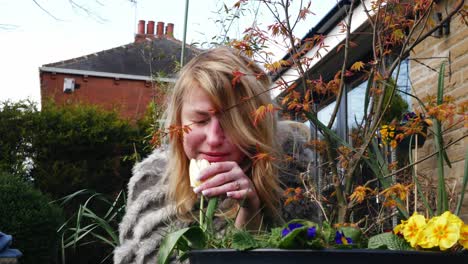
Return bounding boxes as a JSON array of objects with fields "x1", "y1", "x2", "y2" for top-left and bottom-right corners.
[{"x1": 193, "y1": 119, "x2": 209, "y2": 125}]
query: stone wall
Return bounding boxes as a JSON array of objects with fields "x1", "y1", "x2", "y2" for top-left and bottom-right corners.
[{"x1": 409, "y1": 0, "x2": 467, "y2": 221}]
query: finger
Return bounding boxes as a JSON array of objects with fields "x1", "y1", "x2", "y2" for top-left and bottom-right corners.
[
  {"x1": 197, "y1": 171, "x2": 233, "y2": 191},
  {"x1": 226, "y1": 188, "x2": 252, "y2": 200},
  {"x1": 197, "y1": 161, "x2": 236, "y2": 181},
  {"x1": 201, "y1": 181, "x2": 240, "y2": 197}
]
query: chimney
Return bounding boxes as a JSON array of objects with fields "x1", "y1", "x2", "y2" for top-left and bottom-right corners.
[
  {"x1": 147, "y1": 20, "x2": 155, "y2": 35},
  {"x1": 137, "y1": 20, "x2": 145, "y2": 35},
  {"x1": 135, "y1": 20, "x2": 146, "y2": 43},
  {"x1": 157, "y1": 22, "x2": 164, "y2": 38},
  {"x1": 166, "y1": 23, "x2": 174, "y2": 38}
]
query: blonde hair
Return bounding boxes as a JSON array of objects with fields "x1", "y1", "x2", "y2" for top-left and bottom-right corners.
[{"x1": 164, "y1": 47, "x2": 282, "y2": 221}]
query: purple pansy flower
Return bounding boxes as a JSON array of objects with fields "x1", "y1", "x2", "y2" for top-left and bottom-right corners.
[
  {"x1": 281, "y1": 223, "x2": 304, "y2": 237},
  {"x1": 307, "y1": 226, "x2": 316, "y2": 239},
  {"x1": 335, "y1": 231, "x2": 353, "y2": 245}
]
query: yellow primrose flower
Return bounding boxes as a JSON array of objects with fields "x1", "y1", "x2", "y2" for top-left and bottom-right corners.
[
  {"x1": 459, "y1": 224, "x2": 468, "y2": 249},
  {"x1": 418, "y1": 213, "x2": 462, "y2": 250},
  {"x1": 401, "y1": 212, "x2": 426, "y2": 247},
  {"x1": 394, "y1": 219, "x2": 407, "y2": 235},
  {"x1": 441, "y1": 211, "x2": 463, "y2": 226}
]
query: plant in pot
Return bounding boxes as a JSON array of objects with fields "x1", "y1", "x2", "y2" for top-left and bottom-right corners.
[{"x1": 155, "y1": 0, "x2": 468, "y2": 263}]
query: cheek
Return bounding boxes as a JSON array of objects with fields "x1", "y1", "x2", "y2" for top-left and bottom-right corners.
[
  {"x1": 231, "y1": 146, "x2": 246, "y2": 164},
  {"x1": 182, "y1": 129, "x2": 204, "y2": 158}
]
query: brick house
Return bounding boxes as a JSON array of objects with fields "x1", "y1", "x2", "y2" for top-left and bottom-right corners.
[
  {"x1": 274, "y1": 0, "x2": 467, "y2": 220},
  {"x1": 39, "y1": 20, "x2": 200, "y2": 121}
]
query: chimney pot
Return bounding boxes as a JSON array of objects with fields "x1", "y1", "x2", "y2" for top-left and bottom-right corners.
[
  {"x1": 157, "y1": 22, "x2": 164, "y2": 38},
  {"x1": 137, "y1": 20, "x2": 145, "y2": 35},
  {"x1": 147, "y1": 20, "x2": 155, "y2": 35},
  {"x1": 166, "y1": 23, "x2": 174, "y2": 38}
]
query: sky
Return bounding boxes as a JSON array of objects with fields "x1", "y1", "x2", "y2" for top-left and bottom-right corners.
[{"x1": 0, "y1": 0, "x2": 336, "y2": 105}]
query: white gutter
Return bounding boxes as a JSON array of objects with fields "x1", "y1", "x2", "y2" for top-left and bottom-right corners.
[
  {"x1": 271, "y1": 0, "x2": 373, "y2": 98},
  {"x1": 39, "y1": 66, "x2": 177, "y2": 83}
]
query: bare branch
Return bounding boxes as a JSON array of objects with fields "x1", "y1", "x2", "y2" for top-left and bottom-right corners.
[{"x1": 32, "y1": 0, "x2": 63, "y2": 21}]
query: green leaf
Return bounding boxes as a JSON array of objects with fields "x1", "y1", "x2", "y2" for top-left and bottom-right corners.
[
  {"x1": 363, "y1": 70, "x2": 374, "y2": 122},
  {"x1": 231, "y1": 230, "x2": 258, "y2": 250},
  {"x1": 321, "y1": 222, "x2": 335, "y2": 244},
  {"x1": 203, "y1": 197, "x2": 219, "y2": 233},
  {"x1": 278, "y1": 226, "x2": 308, "y2": 249},
  {"x1": 339, "y1": 226, "x2": 363, "y2": 246},
  {"x1": 303, "y1": 111, "x2": 353, "y2": 150},
  {"x1": 367, "y1": 233, "x2": 412, "y2": 250},
  {"x1": 434, "y1": 62, "x2": 449, "y2": 214},
  {"x1": 265, "y1": 227, "x2": 283, "y2": 248},
  {"x1": 278, "y1": 220, "x2": 320, "y2": 249},
  {"x1": 370, "y1": 140, "x2": 409, "y2": 219},
  {"x1": 157, "y1": 226, "x2": 206, "y2": 264},
  {"x1": 184, "y1": 227, "x2": 206, "y2": 249},
  {"x1": 455, "y1": 147, "x2": 468, "y2": 215}
]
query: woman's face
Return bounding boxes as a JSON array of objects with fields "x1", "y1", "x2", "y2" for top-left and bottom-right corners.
[{"x1": 180, "y1": 85, "x2": 245, "y2": 164}]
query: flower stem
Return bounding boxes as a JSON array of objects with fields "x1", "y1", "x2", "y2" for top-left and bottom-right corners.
[{"x1": 200, "y1": 195, "x2": 204, "y2": 229}]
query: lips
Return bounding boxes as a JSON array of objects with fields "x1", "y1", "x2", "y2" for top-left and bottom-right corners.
[{"x1": 200, "y1": 152, "x2": 229, "y2": 162}]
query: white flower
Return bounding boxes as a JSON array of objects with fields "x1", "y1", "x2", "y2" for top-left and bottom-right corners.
[{"x1": 189, "y1": 159, "x2": 210, "y2": 188}]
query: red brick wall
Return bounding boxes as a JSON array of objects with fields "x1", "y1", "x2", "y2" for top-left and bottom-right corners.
[{"x1": 40, "y1": 72, "x2": 166, "y2": 121}]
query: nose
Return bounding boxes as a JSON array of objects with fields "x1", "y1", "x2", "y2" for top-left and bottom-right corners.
[{"x1": 206, "y1": 118, "x2": 224, "y2": 146}]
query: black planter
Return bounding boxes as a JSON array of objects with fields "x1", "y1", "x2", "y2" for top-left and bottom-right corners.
[
  {"x1": 397, "y1": 133, "x2": 427, "y2": 150},
  {"x1": 188, "y1": 248, "x2": 468, "y2": 264}
]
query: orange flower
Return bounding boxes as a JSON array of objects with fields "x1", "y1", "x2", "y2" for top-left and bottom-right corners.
[
  {"x1": 350, "y1": 186, "x2": 374, "y2": 204},
  {"x1": 380, "y1": 183, "x2": 411, "y2": 201}
]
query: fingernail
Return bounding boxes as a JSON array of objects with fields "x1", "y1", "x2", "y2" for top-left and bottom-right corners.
[
  {"x1": 201, "y1": 190, "x2": 209, "y2": 196},
  {"x1": 226, "y1": 192, "x2": 233, "y2": 197},
  {"x1": 193, "y1": 187, "x2": 201, "y2": 193}
]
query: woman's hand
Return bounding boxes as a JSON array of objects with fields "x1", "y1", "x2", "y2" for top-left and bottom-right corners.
[{"x1": 193, "y1": 161, "x2": 262, "y2": 229}]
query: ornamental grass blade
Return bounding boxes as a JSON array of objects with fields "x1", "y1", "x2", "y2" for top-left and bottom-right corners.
[
  {"x1": 303, "y1": 111, "x2": 354, "y2": 150},
  {"x1": 363, "y1": 70, "x2": 374, "y2": 121},
  {"x1": 370, "y1": 140, "x2": 409, "y2": 218},
  {"x1": 82, "y1": 207, "x2": 119, "y2": 246},
  {"x1": 455, "y1": 147, "x2": 468, "y2": 215},
  {"x1": 434, "y1": 63, "x2": 449, "y2": 214},
  {"x1": 370, "y1": 139, "x2": 391, "y2": 188}
]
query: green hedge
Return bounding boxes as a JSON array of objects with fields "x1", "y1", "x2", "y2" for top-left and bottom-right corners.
[{"x1": 0, "y1": 172, "x2": 64, "y2": 264}]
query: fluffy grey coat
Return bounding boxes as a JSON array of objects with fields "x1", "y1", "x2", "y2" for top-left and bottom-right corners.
[{"x1": 113, "y1": 121, "x2": 318, "y2": 264}]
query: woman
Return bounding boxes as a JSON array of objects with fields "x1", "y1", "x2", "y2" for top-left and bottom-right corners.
[{"x1": 114, "y1": 47, "x2": 315, "y2": 264}]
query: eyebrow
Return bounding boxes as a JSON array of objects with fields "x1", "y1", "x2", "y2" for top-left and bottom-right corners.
[{"x1": 192, "y1": 109, "x2": 218, "y2": 116}]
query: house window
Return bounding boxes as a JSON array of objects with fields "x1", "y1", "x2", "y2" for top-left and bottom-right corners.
[{"x1": 321, "y1": 57, "x2": 413, "y2": 142}]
